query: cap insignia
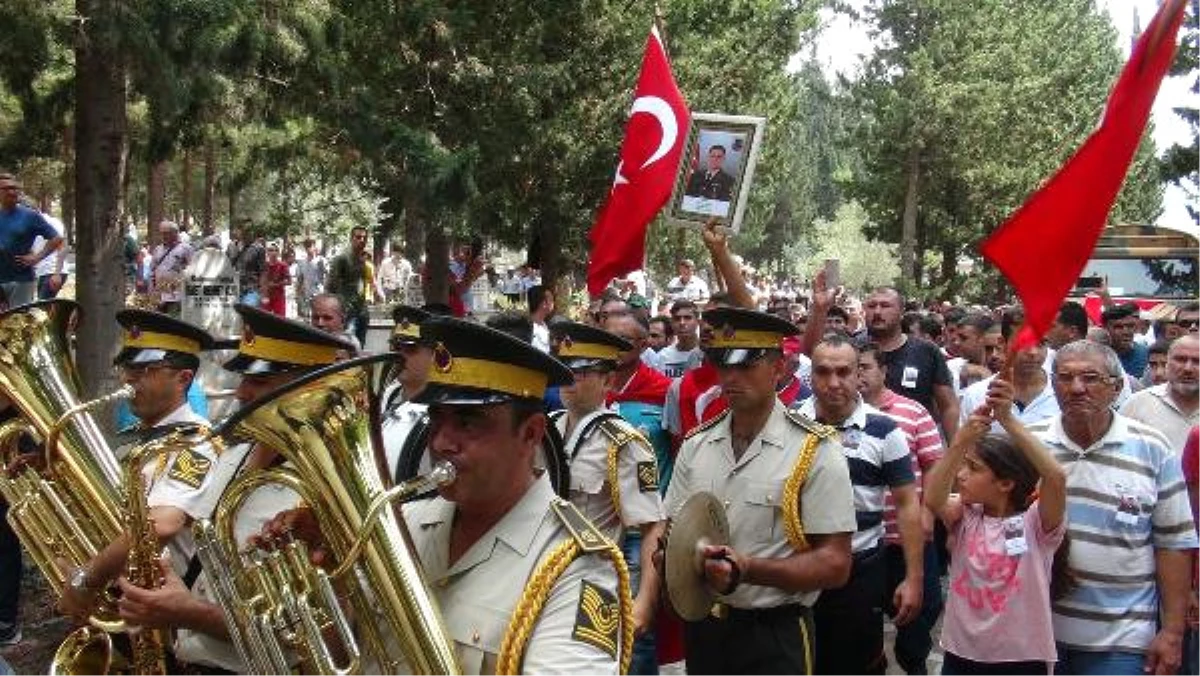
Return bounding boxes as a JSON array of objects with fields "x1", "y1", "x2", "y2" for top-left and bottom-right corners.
[{"x1": 434, "y1": 342, "x2": 453, "y2": 373}]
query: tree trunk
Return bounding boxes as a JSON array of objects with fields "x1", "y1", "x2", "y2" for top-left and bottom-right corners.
[
  {"x1": 534, "y1": 215, "x2": 561, "y2": 291},
  {"x1": 147, "y1": 159, "x2": 167, "y2": 247},
  {"x1": 74, "y1": 0, "x2": 127, "y2": 402},
  {"x1": 423, "y1": 224, "x2": 449, "y2": 304},
  {"x1": 402, "y1": 188, "x2": 424, "y2": 266},
  {"x1": 202, "y1": 140, "x2": 216, "y2": 236},
  {"x1": 60, "y1": 124, "x2": 74, "y2": 240},
  {"x1": 899, "y1": 145, "x2": 921, "y2": 283},
  {"x1": 180, "y1": 148, "x2": 192, "y2": 233}
]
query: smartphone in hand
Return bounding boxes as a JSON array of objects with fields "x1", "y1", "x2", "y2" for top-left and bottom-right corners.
[{"x1": 823, "y1": 258, "x2": 841, "y2": 290}]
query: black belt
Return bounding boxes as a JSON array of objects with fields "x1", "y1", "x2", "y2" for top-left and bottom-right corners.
[
  {"x1": 852, "y1": 545, "x2": 881, "y2": 564},
  {"x1": 709, "y1": 602, "x2": 810, "y2": 622}
]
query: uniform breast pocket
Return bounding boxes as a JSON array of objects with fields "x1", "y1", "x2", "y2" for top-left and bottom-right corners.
[
  {"x1": 738, "y1": 479, "x2": 783, "y2": 544},
  {"x1": 448, "y1": 604, "x2": 510, "y2": 675}
]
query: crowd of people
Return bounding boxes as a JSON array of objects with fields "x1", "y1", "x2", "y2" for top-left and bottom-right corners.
[{"x1": 0, "y1": 165, "x2": 1196, "y2": 676}]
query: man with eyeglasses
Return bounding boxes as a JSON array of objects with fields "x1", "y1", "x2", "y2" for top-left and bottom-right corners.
[
  {"x1": 1026, "y1": 340, "x2": 1197, "y2": 674},
  {"x1": 58, "y1": 310, "x2": 219, "y2": 624},
  {"x1": 550, "y1": 320, "x2": 666, "y2": 675},
  {"x1": 661, "y1": 307, "x2": 855, "y2": 674},
  {"x1": 1175, "y1": 301, "x2": 1200, "y2": 337}
]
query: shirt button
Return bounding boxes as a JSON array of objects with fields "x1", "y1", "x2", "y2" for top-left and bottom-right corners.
[{"x1": 472, "y1": 629, "x2": 480, "y2": 644}]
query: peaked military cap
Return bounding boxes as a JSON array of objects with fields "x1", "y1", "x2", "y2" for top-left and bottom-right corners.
[
  {"x1": 551, "y1": 320, "x2": 633, "y2": 371},
  {"x1": 114, "y1": 309, "x2": 214, "y2": 367},
  {"x1": 701, "y1": 306, "x2": 799, "y2": 366},
  {"x1": 413, "y1": 316, "x2": 573, "y2": 405},
  {"x1": 390, "y1": 305, "x2": 431, "y2": 347},
  {"x1": 223, "y1": 303, "x2": 355, "y2": 375}
]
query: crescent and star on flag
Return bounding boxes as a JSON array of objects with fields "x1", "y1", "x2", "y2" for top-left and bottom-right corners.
[{"x1": 612, "y1": 95, "x2": 680, "y2": 189}]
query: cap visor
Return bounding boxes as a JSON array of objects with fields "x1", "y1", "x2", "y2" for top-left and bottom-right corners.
[
  {"x1": 705, "y1": 348, "x2": 769, "y2": 366},
  {"x1": 411, "y1": 383, "x2": 532, "y2": 406},
  {"x1": 222, "y1": 353, "x2": 297, "y2": 375}
]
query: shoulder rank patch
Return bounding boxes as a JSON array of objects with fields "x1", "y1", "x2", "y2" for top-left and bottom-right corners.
[
  {"x1": 572, "y1": 580, "x2": 619, "y2": 659},
  {"x1": 684, "y1": 408, "x2": 729, "y2": 440},
  {"x1": 551, "y1": 498, "x2": 611, "y2": 553},
  {"x1": 167, "y1": 449, "x2": 212, "y2": 489},
  {"x1": 636, "y1": 461, "x2": 658, "y2": 493},
  {"x1": 784, "y1": 409, "x2": 836, "y2": 439}
]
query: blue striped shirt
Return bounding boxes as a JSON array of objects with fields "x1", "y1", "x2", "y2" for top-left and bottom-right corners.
[
  {"x1": 797, "y1": 397, "x2": 915, "y2": 553},
  {"x1": 1030, "y1": 413, "x2": 1198, "y2": 653}
]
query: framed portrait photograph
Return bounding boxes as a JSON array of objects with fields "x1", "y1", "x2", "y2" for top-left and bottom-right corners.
[{"x1": 666, "y1": 112, "x2": 766, "y2": 235}]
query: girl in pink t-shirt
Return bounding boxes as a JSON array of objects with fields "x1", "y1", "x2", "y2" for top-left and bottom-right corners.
[{"x1": 926, "y1": 377, "x2": 1069, "y2": 675}]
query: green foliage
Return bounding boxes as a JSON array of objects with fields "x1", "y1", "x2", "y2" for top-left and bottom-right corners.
[
  {"x1": 845, "y1": 0, "x2": 1164, "y2": 295},
  {"x1": 787, "y1": 201, "x2": 900, "y2": 292},
  {"x1": 1161, "y1": 0, "x2": 1199, "y2": 223}
]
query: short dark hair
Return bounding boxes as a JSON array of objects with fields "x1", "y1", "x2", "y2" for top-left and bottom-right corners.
[
  {"x1": 958, "y1": 313, "x2": 995, "y2": 335},
  {"x1": 1101, "y1": 302, "x2": 1138, "y2": 324},
  {"x1": 1056, "y1": 301, "x2": 1089, "y2": 337},
  {"x1": 527, "y1": 284, "x2": 551, "y2": 314},
  {"x1": 671, "y1": 300, "x2": 698, "y2": 317},
  {"x1": 942, "y1": 306, "x2": 967, "y2": 326},
  {"x1": 856, "y1": 340, "x2": 883, "y2": 364},
  {"x1": 870, "y1": 286, "x2": 906, "y2": 310},
  {"x1": 813, "y1": 333, "x2": 859, "y2": 356},
  {"x1": 1000, "y1": 306, "x2": 1025, "y2": 341},
  {"x1": 918, "y1": 313, "x2": 944, "y2": 341},
  {"x1": 901, "y1": 311, "x2": 923, "y2": 334},
  {"x1": 709, "y1": 144, "x2": 726, "y2": 155},
  {"x1": 1148, "y1": 339, "x2": 1171, "y2": 357},
  {"x1": 826, "y1": 305, "x2": 849, "y2": 322}
]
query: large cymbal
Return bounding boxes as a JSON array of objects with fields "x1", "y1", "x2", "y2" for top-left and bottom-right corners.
[{"x1": 665, "y1": 491, "x2": 730, "y2": 621}]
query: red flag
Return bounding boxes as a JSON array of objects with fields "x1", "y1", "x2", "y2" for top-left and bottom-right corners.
[
  {"x1": 980, "y1": 0, "x2": 1186, "y2": 348},
  {"x1": 587, "y1": 27, "x2": 690, "y2": 296}
]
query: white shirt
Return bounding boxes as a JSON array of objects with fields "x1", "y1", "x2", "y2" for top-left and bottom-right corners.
[
  {"x1": 958, "y1": 374, "x2": 1060, "y2": 432},
  {"x1": 665, "y1": 275, "x2": 709, "y2": 302},
  {"x1": 32, "y1": 215, "x2": 66, "y2": 278}
]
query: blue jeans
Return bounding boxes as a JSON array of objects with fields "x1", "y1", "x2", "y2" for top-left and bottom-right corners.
[
  {"x1": 1054, "y1": 647, "x2": 1144, "y2": 675},
  {"x1": 622, "y1": 531, "x2": 658, "y2": 675}
]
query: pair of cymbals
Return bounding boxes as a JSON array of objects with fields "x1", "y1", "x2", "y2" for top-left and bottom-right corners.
[{"x1": 664, "y1": 491, "x2": 730, "y2": 621}]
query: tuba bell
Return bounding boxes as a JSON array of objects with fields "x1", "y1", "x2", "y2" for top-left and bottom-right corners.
[
  {"x1": 195, "y1": 353, "x2": 461, "y2": 674},
  {"x1": 0, "y1": 300, "x2": 131, "y2": 631}
]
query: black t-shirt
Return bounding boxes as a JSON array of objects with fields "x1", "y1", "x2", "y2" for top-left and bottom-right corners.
[{"x1": 879, "y1": 336, "x2": 952, "y2": 413}]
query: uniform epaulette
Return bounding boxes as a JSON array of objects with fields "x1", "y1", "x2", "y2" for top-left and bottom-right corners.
[
  {"x1": 595, "y1": 415, "x2": 647, "y2": 449},
  {"x1": 784, "y1": 409, "x2": 836, "y2": 440},
  {"x1": 684, "y1": 409, "x2": 729, "y2": 440},
  {"x1": 550, "y1": 498, "x2": 613, "y2": 554}
]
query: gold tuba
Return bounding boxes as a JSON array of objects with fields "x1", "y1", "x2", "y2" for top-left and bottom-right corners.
[
  {"x1": 195, "y1": 353, "x2": 461, "y2": 674},
  {"x1": 0, "y1": 300, "x2": 131, "y2": 631}
]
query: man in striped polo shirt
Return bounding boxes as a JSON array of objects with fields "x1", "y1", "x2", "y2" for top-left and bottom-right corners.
[
  {"x1": 858, "y1": 341, "x2": 945, "y2": 675},
  {"x1": 797, "y1": 335, "x2": 923, "y2": 674},
  {"x1": 1030, "y1": 340, "x2": 1197, "y2": 675}
]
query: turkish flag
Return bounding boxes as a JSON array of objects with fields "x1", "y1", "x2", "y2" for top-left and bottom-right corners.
[
  {"x1": 980, "y1": 0, "x2": 1186, "y2": 348},
  {"x1": 587, "y1": 27, "x2": 690, "y2": 296}
]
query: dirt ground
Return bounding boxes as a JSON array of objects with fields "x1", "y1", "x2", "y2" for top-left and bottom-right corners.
[{"x1": 1, "y1": 565, "x2": 71, "y2": 676}]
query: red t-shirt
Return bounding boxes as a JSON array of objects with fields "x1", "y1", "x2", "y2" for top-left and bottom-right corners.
[
  {"x1": 1180, "y1": 427, "x2": 1200, "y2": 593},
  {"x1": 262, "y1": 260, "x2": 289, "y2": 316}
]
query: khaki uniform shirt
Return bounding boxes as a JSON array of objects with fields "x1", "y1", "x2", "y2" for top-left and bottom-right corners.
[
  {"x1": 401, "y1": 475, "x2": 623, "y2": 674},
  {"x1": 173, "y1": 446, "x2": 301, "y2": 672},
  {"x1": 556, "y1": 410, "x2": 665, "y2": 542},
  {"x1": 663, "y1": 399, "x2": 855, "y2": 609},
  {"x1": 125, "y1": 403, "x2": 213, "y2": 574}
]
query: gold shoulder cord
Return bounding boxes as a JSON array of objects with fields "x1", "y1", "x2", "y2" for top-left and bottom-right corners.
[
  {"x1": 781, "y1": 433, "x2": 823, "y2": 553},
  {"x1": 496, "y1": 536, "x2": 634, "y2": 673},
  {"x1": 599, "y1": 419, "x2": 650, "y2": 521}
]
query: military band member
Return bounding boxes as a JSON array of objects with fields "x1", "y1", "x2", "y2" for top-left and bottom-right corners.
[
  {"x1": 550, "y1": 321, "x2": 667, "y2": 650},
  {"x1": 400, "y1": 316, "x2": 630, "y2": 673},
  {"x1": 59, "y1": 310, "x2": 219, "y2": 620},
  {"x1": 380, "y1": 304, "x2": 434, "y2": 481},
  {"x1": 112, "y1": 304, "x2": 353, "y2": 674},
  {"x1": 663, "y1": 307, "x2": 856, "y2": 674}
]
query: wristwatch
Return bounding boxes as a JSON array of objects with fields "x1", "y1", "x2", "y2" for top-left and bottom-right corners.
[{"x1": 68, "y1": 566, "x2": 95, "y2": 594}]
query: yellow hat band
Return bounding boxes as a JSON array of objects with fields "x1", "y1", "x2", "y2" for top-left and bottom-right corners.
[
  {"x1": 240, "y1": 334, "x2": 341, "y2": 366},
  {"x1": 391, "y1": 323, "x2": 420, "y2": 340},
  {"x1": 557, "y1": 342, "x2": 621, "y2": 361},
  {"x1": 708, "y1": 328, "x2": 783, "y2": 350},
  {"x1": 428, "y1": 354, "x2": 547, "y2": 399},
  {"x1": 123, "y1": 330, "x2": 201, "y2": 356}
]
